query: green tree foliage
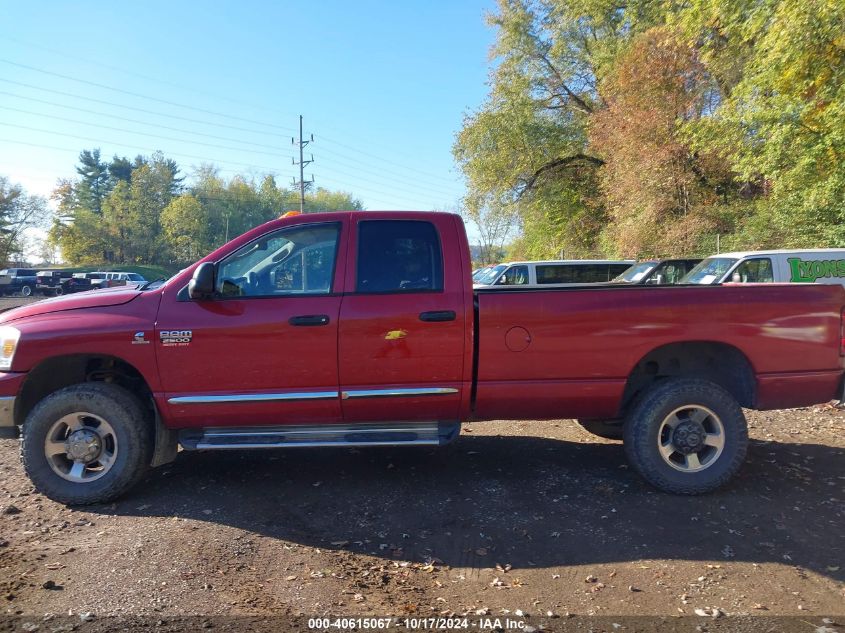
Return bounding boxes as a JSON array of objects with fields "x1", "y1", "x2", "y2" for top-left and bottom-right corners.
[
  {"x1": 75, "y1": 149, "x2": 109, "y2": 215},
  {"x1": 0, "y1": 177, "x2": 49, "y2": 265},
  {"x1": 455, "y1": 0, "x2": 845, "y2": 258},
  {"x1": 680, "y1": 0, "x2": 845, "y2": 249},
  {"x1": 50, "y1": 150, "x2": 365, "y2": 267}
]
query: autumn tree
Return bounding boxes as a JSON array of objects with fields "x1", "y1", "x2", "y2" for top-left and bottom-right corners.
[{"x1": 589, "y1": 28, "x2": 730, "y2": 257}]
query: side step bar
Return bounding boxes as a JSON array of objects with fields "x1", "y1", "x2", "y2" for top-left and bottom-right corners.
[{"x1": 179, "y1": 421, "x2": 460, "y2": 450}]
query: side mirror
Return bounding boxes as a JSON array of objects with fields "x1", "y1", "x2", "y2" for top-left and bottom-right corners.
[{"x1": 188, "y1": 262, "x2": 215, "y2": 300}]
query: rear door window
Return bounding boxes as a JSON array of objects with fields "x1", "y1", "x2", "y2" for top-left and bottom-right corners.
[
  {"x1": 356, "y1": 220, "x2": 443, "y2": 293},
  {"x1": 537, "y1": 264, "x2": 608, "y2": 284}
]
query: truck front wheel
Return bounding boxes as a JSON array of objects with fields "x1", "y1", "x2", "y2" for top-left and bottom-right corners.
[
  {"x1": 623, "y1": 378, "x2": 748, "y2": 494},
  {"x1": 21, "y1": 383, "x2": 153, "y2": 505}
]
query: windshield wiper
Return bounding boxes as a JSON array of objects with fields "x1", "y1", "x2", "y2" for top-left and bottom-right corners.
[{"x1": 139, "y1": 278, "x2": 166, "y2": 290}]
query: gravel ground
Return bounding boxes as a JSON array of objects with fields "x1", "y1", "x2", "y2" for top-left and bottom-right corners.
[
  {"x1": 0, "y1": 297, "x2": 40, "y2": 314},
  {"x1": 1, "y1": 406, "x2": 843, "y2": 632},
  {"x1": 0, "y1": 293, "x2": 843, "y2": 631}
]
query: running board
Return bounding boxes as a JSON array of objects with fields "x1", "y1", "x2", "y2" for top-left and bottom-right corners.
[{"x1": 179, "y1": 421, "x2": 460, "y2": 450}]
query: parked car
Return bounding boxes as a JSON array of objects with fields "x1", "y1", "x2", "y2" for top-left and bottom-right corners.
[
  {"x1": 0, "y1": 268, "x2": 37, "y2": 296},
  {"x1": 612, "y1": 259, "x2": 702, "y2": 285},
  {"x1": 472, "y1": 265, "x2": 495, "y2": 282},
  {"x1": 36, "y1": 271, "x2": 94, "y2": 296},
  {"x1": 101, "y1": 272, "x2": 147, "y2": 285},
  {"x1": 682, "y1": 249, "x2": 845, "y2": 286},
  {"x1": 0, "y1": 212, "x2": 842, "y2": 504},
  {"x1": 474, "y1": 259, "x2": 635, "y2": 287},
  {"x1": 72, "y1": 272, "x2": 111, "y2": 289}
]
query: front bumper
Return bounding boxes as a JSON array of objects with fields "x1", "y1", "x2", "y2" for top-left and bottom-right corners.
[
  {"x1": 0, "y1": 396, "x2": 16, "y2": 438},
  {"x1": 0, "y1": 372, "x2": 26, "y2": 439}
]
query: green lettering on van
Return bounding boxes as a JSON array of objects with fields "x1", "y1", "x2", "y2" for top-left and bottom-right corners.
[{"x1": 788, "y1": 257, "x2": 845, "y2": 282}]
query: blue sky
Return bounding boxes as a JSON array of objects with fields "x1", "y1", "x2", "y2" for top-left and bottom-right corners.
[{"x1": 0, "y1": 1, "x2": 497, "y2": 213}]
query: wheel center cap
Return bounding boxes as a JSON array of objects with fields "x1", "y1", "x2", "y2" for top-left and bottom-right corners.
[
  {"x1": 65, "y1": 429, "x2": 101, "y2": 462},
  {"x1": 672, "y1": 421, "x2": 705, "y2": 454}
]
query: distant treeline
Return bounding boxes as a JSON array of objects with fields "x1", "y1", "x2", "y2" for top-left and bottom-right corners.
[
  {"x1": 455, "y1": 0, "x2": 845, "y2": 263},
  {"x1": 48, "y1": 149, "x2": 363, "y2": 267}
]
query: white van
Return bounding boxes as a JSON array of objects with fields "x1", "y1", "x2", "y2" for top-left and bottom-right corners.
[
  {"x1": 474, "y1": 260, "x2": 635, "y2": 288},
  {"x1": 681, "y1": 249, "x2": 845, "y2": 286}
]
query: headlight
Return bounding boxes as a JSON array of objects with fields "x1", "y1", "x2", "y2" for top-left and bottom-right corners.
[{"x1": 0, "y1": 326, "x2": 20, "y2": 371}]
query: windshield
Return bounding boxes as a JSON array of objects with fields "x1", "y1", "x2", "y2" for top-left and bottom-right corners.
[
  {"x1": 681, "y1": 257, "x2": 739, "y2": 284},
  {"x1": 612, "y1": 262, "x2": 656, "y2": 283},
  {"x1": 472, "y1": 265, "x2": 493, "y2": 281},
  {"x1": 475, "y1": 264, "x2": 507, "y2": 285}
]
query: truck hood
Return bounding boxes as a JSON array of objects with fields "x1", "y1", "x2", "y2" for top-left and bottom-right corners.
[{"x1": 0, "y1": 287, "x2": 142, "y2": 323}]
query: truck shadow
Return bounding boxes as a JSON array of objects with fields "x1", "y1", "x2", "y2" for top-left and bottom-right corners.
[{"x1": 108, "y1": 434, "x2": 844, "y2": 580}]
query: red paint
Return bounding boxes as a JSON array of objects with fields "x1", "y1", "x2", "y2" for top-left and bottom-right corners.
[{"x1": 0, "y1": 211, "x2": 842, "y2": 430}]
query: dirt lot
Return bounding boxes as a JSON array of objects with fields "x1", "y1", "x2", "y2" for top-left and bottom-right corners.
[
  {"x1": 1, "y1": 402, "x2": 844, "y2": 631},
  {"x1": 0, "y1": 295, "x2": 843, "y2": 631}
]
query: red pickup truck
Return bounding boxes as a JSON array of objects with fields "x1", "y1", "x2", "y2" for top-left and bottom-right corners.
[{"x1": 0, "y1": 211, "x2": 842, "y2": 504}]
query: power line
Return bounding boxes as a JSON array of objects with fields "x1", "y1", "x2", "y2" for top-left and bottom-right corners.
[
  {"x1": 3, "y1": 40, "x2": 462, "y2": 183},
  {"x1": 0, "y1": 91, "x2": 290, "y2": 152},
  {"x1": 0, "y1": 138, "x2": 446, "y2": 208},
  {"x1": 5, "y1": 35, "x2": 304, "y2": 125},
  {"x1": 0, "y1": 78, "x2": 289, "y2": 138},
  {"x1": 0, "y1": 59, "x2": 298, "y2": 133},
  {"x1": 0, "y1": 85, "x2": 460, "y2": 197},
  {"x1": 0, "y1": 105, "x2": 294, "y2": 159},
  {"x1": 0, "y1": 129, "x2": 287, "y2": 174},
  {"x1": 0, "y1": 61, "x2": 465, "y2": 196},
  {"x1": 314, "y1": 150, "x2": 463, "y2": 198},
  {"x1": 0, "y1": 58, "x2": 463, "y2": 186},
  {"x1": 318, "y1": 132, "x2": 463, "y2": 183}
]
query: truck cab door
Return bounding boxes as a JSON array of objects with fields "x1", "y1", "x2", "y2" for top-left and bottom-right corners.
[
  {"x1": 156, "y1": 220, "x2": 347, "y2": 428},
  {"x1": 338, "y1": 216, "x2": 469, "y2": 423}
]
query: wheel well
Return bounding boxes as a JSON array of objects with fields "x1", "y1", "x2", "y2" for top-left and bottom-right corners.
[
  {"x1": 621, "y1": 342, "x2": 756, "y2": 414},
  {"x1": 16, "y1": 355, "x2": 154, "y2": 426}
]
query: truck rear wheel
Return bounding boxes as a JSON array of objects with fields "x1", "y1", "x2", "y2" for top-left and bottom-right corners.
[
  {"x1": 623, "y1": 378, "x2": 747, "y2": 494},
  {"x1": 20, "y1": 284, "x2": 33, "y2": 297},
  {"x1": 21, "y1": 383, "x2": 153, "y2": 505},
  {"x1": 576, "y1": 419, "x2": 623, "y2": 440}
]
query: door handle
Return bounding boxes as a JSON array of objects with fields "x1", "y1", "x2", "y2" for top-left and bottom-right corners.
[
  {"x1": 419, "y1": 310, "x2": 456, "y2": 322},
  {"x1": 289, "y1": 314, "x2": 331, "y2": 326}
]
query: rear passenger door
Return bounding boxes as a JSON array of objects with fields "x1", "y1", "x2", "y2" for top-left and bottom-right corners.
[{"x1": 338, "y1": 217, "x2": 467, "y2": 423}]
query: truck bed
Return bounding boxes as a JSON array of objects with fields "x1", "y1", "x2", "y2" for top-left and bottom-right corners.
[{"x1": 473, "y1": 283, "x2": 844, "y2": 420}]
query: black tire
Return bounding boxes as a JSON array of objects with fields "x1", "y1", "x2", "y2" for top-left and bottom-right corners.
[
  {"x1": 21, "y1": 383, "x2": 153, "y2": 505},
  {"x1": 20, "y1": 284, "x2": 33, "y2": 297},
  {"x1": 576, "y1": 418, "x2": 623, "y2": 440},
  {"x1": 623, "y1": 378, "x2": 748, "y2": 495},
  {"x1": 53, "y1": 286, "x2": 64, "y2": 296}
]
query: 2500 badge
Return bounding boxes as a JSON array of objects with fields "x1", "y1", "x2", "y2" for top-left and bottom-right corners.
[{"x1": 160, "y1": 330, "x2": 193, "y2": 346}]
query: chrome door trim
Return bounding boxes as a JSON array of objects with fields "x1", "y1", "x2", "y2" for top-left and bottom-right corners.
[
  {"x1": 341, "y1": 387, "x2": 458, "y2": 400},
  {"x1": 168, "y1": 391, "x2": 339, "y2": 404}
]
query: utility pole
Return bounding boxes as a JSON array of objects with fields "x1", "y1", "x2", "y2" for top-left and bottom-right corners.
[{"x1": 292, "y1": 115, "x2": 314, "y2": 213}]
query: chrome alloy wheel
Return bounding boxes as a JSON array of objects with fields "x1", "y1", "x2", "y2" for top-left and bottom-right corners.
[
  {"x1": 44, "y1": 412, "x2": 118, "y2": 483},
  {"x1": 657, "y1": 405, "x2": 725, "y2": 472}
]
